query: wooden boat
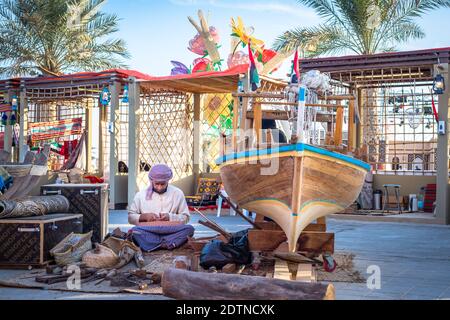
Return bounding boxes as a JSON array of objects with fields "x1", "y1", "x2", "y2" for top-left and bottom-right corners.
[{"x1": 217, "y1": 143, "x2": 370, "y2": 252}]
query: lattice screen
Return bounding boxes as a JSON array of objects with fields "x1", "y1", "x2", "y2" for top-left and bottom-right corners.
[
  {"x1": 137, "y1": 91, "x2": 194, "y2": 190},
  {"x1": 360, "y1": 82, "x2": 438, "y2": 176},
  {"x1": 200, "y1": 93, "x2": 233, "y2": 173}
]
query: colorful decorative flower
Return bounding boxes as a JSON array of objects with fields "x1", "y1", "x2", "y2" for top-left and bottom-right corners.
[
  {"x1": 192, "y1": 58, "x2": 213, "y2": 73},
  {"x1": 227, "y1": 51, "x2": 248, "y2": 68},
  {"x1": 188, "y1": 27, "x2": 220, "y2": 56},
  {"x1": 230, "y1": 17, "x2": 265, "y2": 54},
  {"x1": 260, "y1": 49, "x2": 277, "y2": 64},
  {"x1": 170, "y1": 61, "x2": 190, "y2": 75}
]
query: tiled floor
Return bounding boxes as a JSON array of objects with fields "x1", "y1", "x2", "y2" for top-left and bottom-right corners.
[{"x1": 1, "y1": 211, "x2": 449, "y2": 300}]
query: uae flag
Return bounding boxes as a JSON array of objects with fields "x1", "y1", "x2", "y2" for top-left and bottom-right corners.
[{"x1": 248, "y1": 40, "x2": 260, "y2": 91}]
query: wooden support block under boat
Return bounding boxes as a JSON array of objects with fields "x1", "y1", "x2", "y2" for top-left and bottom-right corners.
[
  {"x1": 254, "y1": 221, "x2": 327, "y2": 232},
  {"x1": 248, "y1": 230, "x2": 334, "y2": 254},
  {"x1": 162, "y1": 268, "x2": 335, "y2": 300},
  {"x1": 274, "y1": 259, "x2": 316, "y2": 282}
]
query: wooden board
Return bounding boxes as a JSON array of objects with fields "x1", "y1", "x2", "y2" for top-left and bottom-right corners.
[
  {"x1": 274, "y1": 259, "x2": 316, "y2": 282},
  {"x1": 254, "y1": 221, "x2": 326, "y2": 232},
  {"x1": 334, "y1": 105, "x2": 344, "y2": 146},
  {"x1": 248, "y1": 229, "x2": 334, "y2": 254}
]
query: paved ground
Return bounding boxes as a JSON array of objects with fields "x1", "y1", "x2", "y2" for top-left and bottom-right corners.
[{"x1": 1, "y1": 210, "x2": 449, "y2": 300}]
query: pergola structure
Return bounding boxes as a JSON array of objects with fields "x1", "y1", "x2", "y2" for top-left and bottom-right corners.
[
  {"x1": 1, "y1": 47, "x2": 448, "y2": 223},
  {"x1": 129, "y1": 65, "x2": 286, "y2": 204},
  {"x1": 0, "y1": 70, "x2": 152, "y2": 207},
  {"x1": 300, "y1": 47, "x2": 450, "y2": 224}
]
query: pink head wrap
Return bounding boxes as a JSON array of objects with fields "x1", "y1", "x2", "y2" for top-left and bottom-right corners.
[{"x1": 146, "y1": 164, "x2": 173, "y2": 200}]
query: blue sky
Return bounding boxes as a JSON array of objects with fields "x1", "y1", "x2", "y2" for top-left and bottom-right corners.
[{"x1": 103, "y1": 0, "x2": 450, "y2": 77}]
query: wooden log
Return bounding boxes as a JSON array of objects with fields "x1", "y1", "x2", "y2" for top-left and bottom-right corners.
[
  {"x1": 248, "y1": 230, "x2": 334, "y2": 254},
  {"x1": 162, "y1": 268, "x2": 335, "y2": 300}
]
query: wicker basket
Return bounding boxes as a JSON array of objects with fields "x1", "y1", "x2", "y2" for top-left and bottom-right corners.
[
  {"x1": 82, "y1": 243, "x2": 120, "y2": 269},
  {"x1": 2, "y1": 165, "x2": 32, "y2": 178},
  {"x1": 50, "y1": 231, "x2": 93, "y2": 266}
]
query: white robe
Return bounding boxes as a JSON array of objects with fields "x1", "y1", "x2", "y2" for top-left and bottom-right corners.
[{"x1": 128, "y1": 185, "x2": 190, "y2": 225}]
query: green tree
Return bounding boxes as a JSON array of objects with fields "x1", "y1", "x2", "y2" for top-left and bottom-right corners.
[
  {"x1": 273, "y1": 0, "x2": 450, "y2": 56},
  {"x1": 0, "y1": 0, "x2": 130, "y2": 77}
]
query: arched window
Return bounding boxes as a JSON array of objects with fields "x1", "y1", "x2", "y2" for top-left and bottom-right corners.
[
  {"x1": 392, "y1": 157, "x2": 400, "y2": 171},
  {"x1": 413, "y1": 156, "x2": 423, "y2": 171}
]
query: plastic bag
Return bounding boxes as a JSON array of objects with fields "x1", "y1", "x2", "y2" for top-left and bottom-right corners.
[{"x1": 199, "y1": 230, "x2": 252, "y2": 270}]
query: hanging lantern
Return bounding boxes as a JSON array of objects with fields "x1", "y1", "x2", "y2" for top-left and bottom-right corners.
[
  {"x1": 100, "y1": 87, "x2": 111, "y2": 106},
  {"x1": 122, "y1": 84, "x2": 129, "y2": 103},
  {"x1": 9, "y1": 112, "x2": 17, "y2": 125},
  {"x1": 1, "y1": 113, "x2": 8, "y2": 126},
  {"x1": 11, "y1": 96, "x2": 18, "y2": 111},
  {"x1": 433, "y1": 74, "x2": 445, "y2": 95}
]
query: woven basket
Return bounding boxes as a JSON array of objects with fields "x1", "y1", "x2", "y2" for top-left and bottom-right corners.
[
  {"x1": 82, "y1": 244, "x2": 120, "y2": 269},
  {"x1": 2, "y1": 165, "x2": 32, "y2": 177},
  {"x1": 50, "y1": 231, "x2": 93, "y2": 266}
]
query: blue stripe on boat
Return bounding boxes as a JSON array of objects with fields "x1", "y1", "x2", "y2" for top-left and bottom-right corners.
[{"x1": 216, "y1": 143, "x2": 371, "y2": 171}]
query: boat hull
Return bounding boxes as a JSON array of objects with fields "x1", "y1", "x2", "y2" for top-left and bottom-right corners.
[{"x1": 218, "y1": 144, "x2": 369, "y2": 252}]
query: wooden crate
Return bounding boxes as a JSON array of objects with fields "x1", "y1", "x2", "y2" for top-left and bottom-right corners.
[{"x1": 0, "y1": 214, "x2": 83, "y2": 268}]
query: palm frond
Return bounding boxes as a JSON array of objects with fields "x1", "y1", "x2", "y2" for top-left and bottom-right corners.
[{"x1": 0, "y1": 0, "x2": 129, "y2": 77}]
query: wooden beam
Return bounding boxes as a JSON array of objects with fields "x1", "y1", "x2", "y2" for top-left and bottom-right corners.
[
  {"x1": 254, "y1": 221, "x2": 326, "y2": 232},
  {"x1": 247, "y1": 110, "x2": 334, "y2": 122},
  {"x1": 108, "y1": 81, "x2": 120, "y2": 209},
  {"x1": 232, "y1": 96, "x2": 239, "y2": 152},
  {"x1": 250, "y1": 101, "x2": 341, "y2": 108},
  {"x1": 19, "y1": 86, "x2": 28, "y2": 163},
  {"x1": 162, "y1": 268, "x2": 335, "y2": 300},
  {"x1": 334, "y1": 104, "x2": 344, "y2": 146},
  {"x1": 436, "y1": 63, "x2": 450, "y2": 224},
  {"x1": 85, "y1": 105, "x2": 93, "y2": 172},
  {"x1": 274, "y1": 259, "x2": 316, "y2": 282},
  {"x1": 193, "y1": 93, "x2": 201, "y2": 190},
  {"x1": 248, "y1": 230, "x2": 334, "y2": 254},
  {"x1": 239, "y1": 73, "x2": 251, "y2": 152},
  {"x1": 348, "y1": 93, "x2": 356, "y2": 151},
  {"x1": 169, "y1": 79, "x2": 227, "y2": 94},
  {"x1": 356, "y1": 87, "x2": 363, "y2": 149},
  {"x1": 253, "y1": 100, "x2": 262, "y2": 147},
  {"x1": 3, "y1": 90, "x2": 13, "y2": 154},
  {"x1": 234, "y1": 92, "x2": 355, "y2": 101},
  {"x1": 128, "y1": 78, "x2": 140, "y2": 205}
]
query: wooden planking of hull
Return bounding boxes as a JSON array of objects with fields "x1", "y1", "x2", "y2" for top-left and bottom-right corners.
[{"x1": 218, "y1": 144, "x2": 370, "y2": 252}]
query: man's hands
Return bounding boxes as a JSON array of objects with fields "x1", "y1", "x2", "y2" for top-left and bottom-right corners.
[
  {"x1": 139, "y1": 213, "x2": 170, "y2": 223},
  {"x1": 139, "y1": 213, "x2": 159, "y2": 223},
  {"x1": 159, "y1": 213, "x2": 170, "y2": 221}
]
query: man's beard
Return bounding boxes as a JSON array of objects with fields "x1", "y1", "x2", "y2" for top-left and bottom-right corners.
[{"x1": 153, "y1": 187, "x2": 168, "y2": 195}]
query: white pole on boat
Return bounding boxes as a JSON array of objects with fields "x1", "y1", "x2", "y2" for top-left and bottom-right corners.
[{"x1": 297, "y1": 86, "x2": 307, "y2": 143}]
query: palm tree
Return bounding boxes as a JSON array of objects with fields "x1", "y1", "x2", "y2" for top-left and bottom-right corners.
[
  {"x1": 273, "y1": 0, "x2": 450, "y2": 57},
  {"x1": 0, "y1": 0, "x2": 130, "y2": 77}
]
